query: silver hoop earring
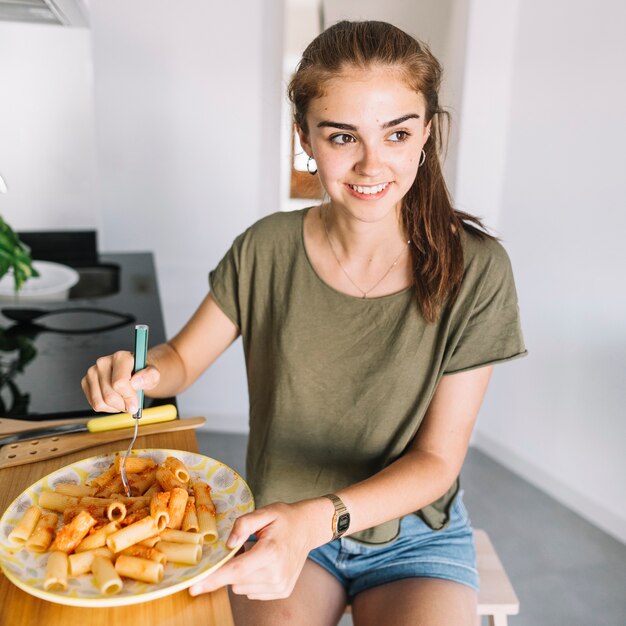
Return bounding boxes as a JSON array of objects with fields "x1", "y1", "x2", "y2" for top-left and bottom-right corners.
[
  {"x1": 306, "y1": 156, "x2": 317, "y2": 175},
  {"x1": 419, "y1": 149, "x2": 426, "y2": 167}
]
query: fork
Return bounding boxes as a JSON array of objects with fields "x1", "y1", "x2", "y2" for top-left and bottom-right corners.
[{"x1": 120, "y1": 324, "x2": 149, "y2": 497}]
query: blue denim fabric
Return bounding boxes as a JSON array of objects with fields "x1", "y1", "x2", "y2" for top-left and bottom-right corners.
[{"x1": 307, "y1": 491, "x2": 479, "y2": 598}]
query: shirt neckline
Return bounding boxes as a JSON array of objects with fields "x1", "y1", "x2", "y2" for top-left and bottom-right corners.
[{"x1": 298, "y1": 207, "x2": 414, "y2": 303}]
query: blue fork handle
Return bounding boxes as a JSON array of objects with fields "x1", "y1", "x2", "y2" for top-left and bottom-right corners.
[{"x1": 133, "y1": 324, "x2": 149, "y2": 418}]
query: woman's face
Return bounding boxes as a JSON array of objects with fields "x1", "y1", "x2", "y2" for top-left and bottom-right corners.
[{"x1": 298, "y1": 65, "x2": 430, "y2": 225}]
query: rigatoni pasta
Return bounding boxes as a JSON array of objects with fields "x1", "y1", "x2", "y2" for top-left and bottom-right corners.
[
  {"x1": 44, "y1": 551, "x2": 68, "y2": 591},
  {"x1": 69, "y1": 546, "x2": 115, "y2": 576},
  {"x1": 8, "y1": 505, "x2": 41, "y2": 544},
  {"x1": 75, "y1": 521, "x2": 120, "y2": 552},
  {"x1": 51, "y1": 510, "x2": 97, "y2": 553},
  {"x1": 182, "y1": 496, "x2": 199, "y2": 533},
  {"x1": 6, "y1": 452, "x2": 229, "y2": 597},
  {"x1": 166, "y1": 487, "x2": 188, "y2": 530},
  {"x1": 115, "y1": 554, "x2": 164, "y2": 584},
  {"x1": 193, "y1": 481, "x2": 218, "y2": 543},
  {"x1": 25, "y1": 513, "x2": 58, "y2": 553},
  {"x1": 92, "y1": 556, "x2": 123, "y2": 595}
]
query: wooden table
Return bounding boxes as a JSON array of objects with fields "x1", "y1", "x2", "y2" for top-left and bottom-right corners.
[{"x1": 0, "y1": 429, "x2": 235, "y2": 626}]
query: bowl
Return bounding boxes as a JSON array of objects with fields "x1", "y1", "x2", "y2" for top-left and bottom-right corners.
[{"x1": 0, "y1": 260, "x2": 80, "y2": 302}]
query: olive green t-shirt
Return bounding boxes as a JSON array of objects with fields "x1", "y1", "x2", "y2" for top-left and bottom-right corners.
[{"x1": 209, "y1": 209, "x2": 526, "y2": 544}]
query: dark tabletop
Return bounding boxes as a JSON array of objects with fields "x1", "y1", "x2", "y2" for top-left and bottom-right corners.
[{"x1": 0, "y1": 252, "x2": 173, "y2": 420}]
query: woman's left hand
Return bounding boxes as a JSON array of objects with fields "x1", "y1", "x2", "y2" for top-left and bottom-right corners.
[{"x1": 189, "y1": 499, "x2": 332, "y2": 600}]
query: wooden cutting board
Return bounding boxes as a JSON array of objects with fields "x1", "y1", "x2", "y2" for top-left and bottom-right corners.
[{"x1": 0, "y1": 417, "x2": 205, "y2": 469}]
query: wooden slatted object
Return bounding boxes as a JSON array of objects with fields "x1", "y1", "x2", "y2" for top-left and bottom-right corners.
[
  {"x1": 344, "y1": 529, "x2": 519, "y2": 625},
  {"x1": 475, "y1": 529, "x2": 520, "y2": 626}
]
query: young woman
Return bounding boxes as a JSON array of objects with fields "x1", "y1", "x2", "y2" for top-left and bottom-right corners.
[{"x1": 82, "y1": 20, "x2": 526, "y2": 626}]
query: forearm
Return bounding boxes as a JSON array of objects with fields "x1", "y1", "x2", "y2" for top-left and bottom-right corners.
[
  {"x1": 303, "y1": 449, "x2": 459, "y2": 549},
  {"x1": 337, "y1": 449, "x2": 457, "y2": 535}
]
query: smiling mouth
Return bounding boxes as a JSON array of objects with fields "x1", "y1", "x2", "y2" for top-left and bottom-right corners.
[{"x1": 347, "y1": 182, "x2": 390, "y2": 195}]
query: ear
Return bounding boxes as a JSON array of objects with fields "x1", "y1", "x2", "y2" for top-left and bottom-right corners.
[
  {"x1": 423, "y1": 122, "x2": 432, "y2": 144},
  {"x1": 295, "y1": 123, "x2": 313, "y2": 157}
]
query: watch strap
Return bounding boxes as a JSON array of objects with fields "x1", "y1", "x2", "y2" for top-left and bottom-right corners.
[{"x1": 323, "y1": 493, "x2": 350, "y2": 540}]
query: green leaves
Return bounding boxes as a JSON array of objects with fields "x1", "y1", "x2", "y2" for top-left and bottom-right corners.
[{"x1": 0, "y1": 216, "x2": 39, "y2": 292}]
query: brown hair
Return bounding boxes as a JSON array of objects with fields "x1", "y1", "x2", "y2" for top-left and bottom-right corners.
[{"x1": 288, "y1": 20, "x2": 492, "y2": 322}]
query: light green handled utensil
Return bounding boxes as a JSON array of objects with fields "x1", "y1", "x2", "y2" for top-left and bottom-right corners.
[
  {"x1": 121, "y1": 324, "x2": 149, "y2": 496},
  {"x1": 132, "y1": 324, "x2": 149, "y2": 419}
]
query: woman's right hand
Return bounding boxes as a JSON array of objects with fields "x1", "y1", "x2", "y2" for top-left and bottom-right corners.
[{"x1": 81, "y1": 351, "x2": 161, "y2": 414}]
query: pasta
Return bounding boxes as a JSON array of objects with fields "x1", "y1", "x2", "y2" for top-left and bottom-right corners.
[
  {"x1": 115, "y1": 456, "x2": 155, "y2": 475},
  {"x1": 163, "y1": 457, "x2": 190, "y2": 484},
  {"x1": 155, "y1": 466, "x2": 187, "y2": 492},
  {"x1": 44, "y1": 551, "x2": 68, "y2": 591},
  {"x1": 166, "y1": 487, "x2": 188, "y2": 530},
  {"x1": 75, "y1": 521, "x2": 120, "y2": 552},
  {"x1": 120, "y1": 544, "x2": 167, "y2": 565},
  {"x1": 115, "y1": 554, "x2": 164, "y2": 584},
  {"x1": 68, "y1": 547, "x2": 115, "y2": 576},
  {"x1": 25, "y1": 513, "x2": 58, "y2": 553},
  {"x1": 8, "y1": 505, "x2": 41, "y2": 544},
  {"x1": 159, "y1": 528, "x2": 203, "y2": 545},
  {"x1": 156, "y1": 541, "x2": 202, "y2": 565},
  {"x1": 7, "y1": 453, "x2": 225, "y2": 596},
  {"x1": 182, "y1": 497, "x2": 199, "y2": 533},
  {"x1": 54, "y1": 483, "x2": 96, "y2": 498},
  {"x1": 193, "y1": 481, "x2": 218, "y2": 543},
  {"x1": 38, "y1": 491, "x2": 79, "y2": 513},
  {"x1": 106, "y1": 516, "x2": 159, "y2": 553},
  {"x1": 149, "y1": 492, "x2": 170, "y2": 532},
  {"x1": 92, "y1": 556, "x2": 123, "y2": 595},
  {"x1": 51, "y1": 510, "x2": 98, "y2": 553}
]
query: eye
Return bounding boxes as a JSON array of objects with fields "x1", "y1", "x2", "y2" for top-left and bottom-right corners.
[
  {"x1": 329, "y1": 133, "x2": 356, "y2": 145},
  {"x1": 388, "y1": 130, "x2": 411, "y2": 142}
]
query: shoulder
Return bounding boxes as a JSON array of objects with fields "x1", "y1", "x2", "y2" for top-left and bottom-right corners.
[
  {"x1": 240, "y1": 209, "x2": 305, "y2": 242},
  {"x1": 457, "y1": 225, "x2": 519, "y2": 306},
  {"x1": 227, "y1": 209, "x2": 307, "y2": 264},
  {"x1": 460, "y1": 225, "x2": 512, "y2": 275}
]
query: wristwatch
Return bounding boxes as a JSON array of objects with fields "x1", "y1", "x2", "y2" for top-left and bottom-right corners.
[{"x1": 323, "y1": 493, "x2": 350, "y2": 540}]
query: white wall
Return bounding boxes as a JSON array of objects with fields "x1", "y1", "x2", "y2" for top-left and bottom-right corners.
[
  {"x1": 0, "y1": 22, "x2": 97, "y2": 231},
  {"x1": 89, "y1": 0, "x2": 284, "y2": 432},
  {"x1": 459, "y1": 0, "x2": 626, "y2": 543}
]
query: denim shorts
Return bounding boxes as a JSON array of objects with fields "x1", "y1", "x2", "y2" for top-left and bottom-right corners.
[{"x1": 307, "y1": 492, "x2": 479, "y2": 598}]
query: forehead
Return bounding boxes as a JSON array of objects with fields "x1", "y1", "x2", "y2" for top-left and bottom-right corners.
[{"x1": 307, "y1": 65, "x2": 425, "y2": 125}]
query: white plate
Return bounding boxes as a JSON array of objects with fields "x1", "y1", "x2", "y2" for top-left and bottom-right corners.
[
  {"x1": 0, "y1": 449, "x2": 254, "y2": 607},
  {"x1": 0, "y1": 260, "x2": 80, "y2": 301}
]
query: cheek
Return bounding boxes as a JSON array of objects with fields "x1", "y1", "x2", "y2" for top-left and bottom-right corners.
[{"x1": 315, "y1": 149, "x2": 345, "y2": 178}]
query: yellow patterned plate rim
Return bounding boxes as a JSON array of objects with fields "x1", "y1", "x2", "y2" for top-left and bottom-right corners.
[{"x1": 0, "y1": 448, "x2": 255, "y2": 607}]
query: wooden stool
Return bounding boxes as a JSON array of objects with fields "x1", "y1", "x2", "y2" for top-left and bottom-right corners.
[
  {"x1": 342, "y1": 529, "x2": 519, "y2": 625},
  {"x1": 475, "y1": 529, "x2": 519, "y2": 625}
]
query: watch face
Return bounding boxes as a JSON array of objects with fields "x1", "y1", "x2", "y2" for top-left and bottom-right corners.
[{"x1": 337, "y1": 512, "x2": 351, "y2": 533}]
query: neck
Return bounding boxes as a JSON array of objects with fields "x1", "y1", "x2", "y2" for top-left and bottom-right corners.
[{"x1": 323, "y1": 203, "x2": 408, "y2": 259}]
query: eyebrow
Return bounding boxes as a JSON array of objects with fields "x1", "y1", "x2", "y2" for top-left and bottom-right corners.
[{"x1": 316, "y1": 113, "x2": 420, "y2": 131}]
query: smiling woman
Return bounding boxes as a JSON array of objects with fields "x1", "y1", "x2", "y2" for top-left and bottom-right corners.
[{"x1": 81, "y1": 19, "x2": 526, "y2": 626}]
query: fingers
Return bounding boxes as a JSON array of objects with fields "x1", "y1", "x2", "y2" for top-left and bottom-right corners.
[
  {"x1": 81, "y1": 351, "x2": 142, "y2": 413},
  {"x1": 226, "y1": 508, "x2": 277, "y2": 548},
  {"x1": 189, "y1": 542, "x2": 271, "y2": 596}
]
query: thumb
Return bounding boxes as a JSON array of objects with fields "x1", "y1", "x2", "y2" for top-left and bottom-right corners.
[
  {"x1": 130, "y1": 365, "x2": 160, "y2": 390},
  {"x1": 226, "y1": 507, "x2": 277, "y2": 548}
]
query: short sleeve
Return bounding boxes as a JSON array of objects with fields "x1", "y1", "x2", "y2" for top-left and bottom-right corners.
[
  {"x1": 208, "y1": 233, "x2": 244, "y2": 330},
  {"x1": 444, "y1": 238, "x2": 527, "y2": 374}
]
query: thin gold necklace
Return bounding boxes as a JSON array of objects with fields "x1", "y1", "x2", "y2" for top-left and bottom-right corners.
[{"x1": 322, "y1": 208, "x2": 411, "y2": 299}]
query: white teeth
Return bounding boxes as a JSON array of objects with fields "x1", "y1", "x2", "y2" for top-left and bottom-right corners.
[{"x1": 349, "y1": 183, "x2": 389, "y2": 195}]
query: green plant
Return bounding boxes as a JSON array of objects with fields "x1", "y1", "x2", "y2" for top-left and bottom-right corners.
[{"x1": 0, "y1": 216, "x2": 39, "y2": 292}]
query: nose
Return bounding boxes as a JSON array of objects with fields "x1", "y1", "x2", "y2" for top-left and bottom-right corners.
[{"x1": 354, "y1": 143, "x2": 383, "y2": 178}]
